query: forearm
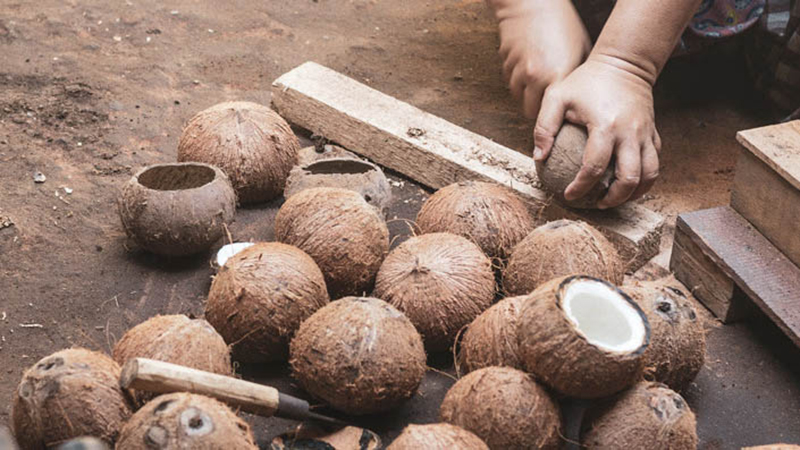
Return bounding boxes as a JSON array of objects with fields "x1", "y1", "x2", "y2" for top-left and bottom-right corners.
[{"x1": 486, "y1": 0, "x2": 578, "y2": 21}]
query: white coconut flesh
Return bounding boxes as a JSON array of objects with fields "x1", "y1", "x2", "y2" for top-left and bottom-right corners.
[
  {"x1": 561, "y1": 279, "x2": 646, "y2": 353},
  {"x1": 215, "y1": 242, "x2": 255, "y2": 268}
]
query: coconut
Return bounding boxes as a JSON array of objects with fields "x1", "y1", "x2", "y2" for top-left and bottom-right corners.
[
  {"x1": 275, "y1": 187, "x2": 389, "y2": 298},
  {"x1": 12, "y1": 348, "x2": 132, "y2": 449},
  {"x1": 56, "y1": 437, "x2": 109, "y2": 450},
  {"x1": 373, "y1": 233, "x2": 495, "y2": 352},
  {"x1": 387, "y1": 424, "x2": 488, "y2": 450},
  {"x1": 625, "y1": 279, "x2": 706, "y2": 391},
  {"x1": 439, "y1": 367, "x2": 562, "y2": 449},
  {"x1": 297, "y1": 144, "x2": 360, "y2": 166},
  {"x1": 177, "y1": 101, "x2": 298, "y2": 204},
  {"x1": 517, "y1": 276, "x2": 649, "y2": 399},
  {"x1": 206, "y1": 242, "x2": 329, "y2": 362},
  {"x1": 116, "y1": 393, "x2": 257, "y2": 450},
  {"x1": 118, "y1": 162, "x2": 236, "y2": 257},
  {"x1": 504, "y1": 220, "x2": 623, "y2": 295},
  {"x1": 113, "y1": 315, "x2": 232, "y2": 404},
  {"x1": 289, "y1": 297, "x2": 426, "y2": 414},
  {"x1": 213, "y1": 242, "x2": 254, "y2": 268},
  {"x1": 581, "y1": 382, "x2": 697, "y2": 449},
  {"x1": 415, "y1": 181, "x2": 536, "y2": 260},
  {"x1": 457, "y1": 295, "x2": 527, "y2": 374},
  {"x1": 535, "y1": 123, "x2": 614, "y2": 209}
]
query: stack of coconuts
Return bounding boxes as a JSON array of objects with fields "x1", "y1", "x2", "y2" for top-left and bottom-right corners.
[{"x1": 7, "y1": 101, "x2": 708, "y2": 450}]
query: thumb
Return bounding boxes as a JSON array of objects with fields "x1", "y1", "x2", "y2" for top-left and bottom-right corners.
[{"x1": 533, "y1": 88, "x2": 566, "y2": 161}]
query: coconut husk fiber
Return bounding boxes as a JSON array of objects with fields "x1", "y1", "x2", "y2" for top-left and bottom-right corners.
[
  {"x1": 457, "y1": 295, "x2": 528, "y2": 374},
  {"x1": 387, "y1": 424, "x2": 488, "y2": 450}
]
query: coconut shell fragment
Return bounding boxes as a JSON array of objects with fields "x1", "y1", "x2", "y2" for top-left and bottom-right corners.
[
  {"x1": 457, "y1": 295, "x2": 527, "y2": 374},
  {"x1": 387, "y1": 424, "x2": 488, "y2": 450},
  {"x1": 270, "y1": 424, "x2": 381, "y2": 450},
  {"x1": 206, "y1": 242, "x2": 329, "y2": 363},
  {"x1": 289, "y1": 297, "x2": 426, "y2": 415},
  {"x1": 12, "y1": 348, "x2": 132, "y2": 449},
  {"x1": 439, "y1": 367, "x2": 562, "y2": 450}
]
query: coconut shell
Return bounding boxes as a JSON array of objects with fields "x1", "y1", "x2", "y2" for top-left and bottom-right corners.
[
  {"x1": 535, "y1": 123, "x2": 614, "y2": 209},
  {"x1": 275, "y1": 187, "x2": 389, "y2": 298},
  {"x1": 116, "y1": 393, "x2": 257, "y2": 450},
  {"x1": 177, "y1": 101, "x2": 299, "y2": 204},
  {"x1": 270, "y1": 424, "x2": 381, "y2": 450},
  {"x1": 504, "y1": 220, "x2": 623, "y2": 296},
  {"x1": 581, "y1": 382, "x2": 697, "y2": 449},
  {"x1": 439, "y1": 367, "x2": 562, "y2": 450},
  {"x1": 56, "y1": 437, "x2": 109, "y2": 450},
  {"x1": 289, "y1": 297, "x2": 426, "y2": 415},
  {"x1": 387, "y1": 424, "x2": 488, "y2": 450},
  {"x1": 118, "y1": 162, "x2": 236, "y2": 257},
  {"x1": 517, "y1": 276, "x2": 649, "y2": 399},
  {"x1": 12, "y1": 348, "x2": 132, "y2": 449},
  {"x1": 457, "y1": 295, "x2": 527, "y2": 374},
  {"x1": 113, "y1": 315, "x2": 232, "y2": 405},
  {"x1": 626, "y1": 279, "x2": 706, "y2": 391},
  {"x1": 415, "y1": 181, "x2": 537, "y2": 259},
  {"x1": 374, "y1": 233, "x2": 496, "y2": 352},
  {"x1": 206, "y1": 242, "x2": 329, "y2": 363},
  {"x1": 297, "y1": 144, "x2": 360, "y2": 166}
]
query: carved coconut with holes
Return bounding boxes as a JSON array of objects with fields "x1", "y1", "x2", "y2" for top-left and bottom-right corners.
[{"x1": 387, "y1": 424, "x2": 488, "y2": 450}]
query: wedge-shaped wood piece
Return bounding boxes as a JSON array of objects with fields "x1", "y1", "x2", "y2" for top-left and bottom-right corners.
[{"x1": 271, "y1": 62, "x2": 664, "y2": 271}]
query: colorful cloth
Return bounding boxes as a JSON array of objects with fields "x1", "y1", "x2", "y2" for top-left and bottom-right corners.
[{"x1": 690, "y1": 0, "x2": 766, "y2": 38}]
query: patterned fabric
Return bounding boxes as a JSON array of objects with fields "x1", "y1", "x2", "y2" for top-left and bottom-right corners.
[{"x1": 690, "y1": 0, "x2": 766, "y2": 37}]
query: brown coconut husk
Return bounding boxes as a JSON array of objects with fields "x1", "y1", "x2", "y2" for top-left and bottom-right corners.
[
  {"x1": 275, "y1": 187, "x2": 389, "y2": 299},
  {"x1": 373, "y1": 233, "x2": 496, "y2": 352},
  {"x1": 415, "y1": 181, "x2": 537, "y2": 260},
  {"x1": 535, "y1": 123, "x2": 614, "y2": 209},
  {"x1": 289, "y1": 297, "x2": 426, "y2": 415},
  {"x1": 439, "y1": 367, "x2": 562, "y2": 450},
  {"x1": 177, "y1": 101, "x2": 298, "y2": 204},
  {"x1": 113, "y1": 315, "x2": 232, "y2": 405},
  {"x1": 116, "y1": 393, "x2": 257, "y2": 450},
  {"x1": 504, "y1": 220, "x2": 623, "y2": 296},
  {"x1": 581, "y1": 381, "x2": 697, "y2": 449},
  {"x1": 118, "y1": 162, "x2": 236, "y2": 257},
  {"x1": 12, "y1": 348, "x2": 133, "y2": 449},
  {"x1": 387, "y1": 424, "x2": 488, "y2": 450},
  {"x1": 625, "y1": 279, "x2": 706, "y2": 392},
  {"x1": 457, "y1": 295, "x2": 528, "y2": 374},
  {"x1": 206, "y1": 242, "x2": 329, "y2": 363},
  {"x1": 517, "y1": 276, "x2": 649, "y2": 399}
]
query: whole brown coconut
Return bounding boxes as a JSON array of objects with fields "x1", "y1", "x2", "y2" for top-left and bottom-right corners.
[
  {"x1": 12, "y1": 348, "x2": 132, "y2": 449},
  {"x1": 177, "y1": 101, "x2": 299, "y2": 204},
  {"x1": 626, "y1": 278, "x2": 706, "y2": 391},
  {"x1": 518, "y1": 276, "x2": 650, "y2": 399},
  {"x1": 439, "y1": 367, "x2": 562, "y2": 450},
  {"x1": 206, "y1": 242, "x2": 329, "y2": 362},
  {"x1": 113, "y1": 315, "x2": 232, "y2": 404},
  {"x1": 387, "y1": 424, "x2": 488, "y2": 450},
  {"x1": 289, "y1": 297, "x2": 426, "y2": 415},
  {"x1": 457, "y1": 295, "x2": 527, "y2": 374},
  {"x1": 275, "y1": 188, "x2": 389, "y2": 298},
  {"x1": 116, "y1": 393, "x2": 257, "y2": 450},
  {"x1": 581, "y1": 382, "x2": 697, "y2": 449},
  {"x1": 373, "y1": 233, "x2": 496, "y2": 352},
  {"x1": 118, "y1": 163, "x2": 237, "y2": 256},
  {"x1": 504, "y1": 219, "x2": 623, "y2": 296},
  {"x1": 415, "y1": 181, "x2": 536, "y2": 259},
  {"x1": 535, "y1": 123, "x2": 614, "y2": 209}
]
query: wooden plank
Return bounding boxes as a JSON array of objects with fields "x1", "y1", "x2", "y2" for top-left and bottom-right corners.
[
  {"x1": 736, "y1": 120, "x2": 800, "y2": 191},
  {"x1": 675, "y1": 206, "x2": 800, "y2": 347},
  {"x1": 271, "y1": 62, "x2": 664, "y2": 271}
]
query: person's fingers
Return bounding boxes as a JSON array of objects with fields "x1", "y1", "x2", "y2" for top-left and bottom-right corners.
[
  {"x1": 502, "y1": 48, "x2": 522, "y2": 85},
  {"x1": 598, "y1": 139, "x2": 642, "y2": 209},
  {"x1": 653, "y1": 129, "x2": 662, "y2": 154},
  {"x1": 630, "y1": 141, "x2": 659, "y2": 201},
  {"x1": 522, "y1": 81, "x2": 546, "y2": 120},
  {"x1": 564, "y1": 128, "x2": 614, "y2": 202},
  {"x1": 533, "y1": 87, "x2": 566, "y2": 161},
  {"x1": 508, "y1": 62, "x2": 528, "y2": 100}
]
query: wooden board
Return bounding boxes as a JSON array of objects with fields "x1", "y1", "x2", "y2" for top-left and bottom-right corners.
[
  {"x1": 271, "y1": 62, "x2": 664, "y2": 271},
  {"x1": 672, "y1": 206, "x2": 800, "y2": 347},
  {"x1": 736, "y1": 120, "x2": 800, "y2": 191}
]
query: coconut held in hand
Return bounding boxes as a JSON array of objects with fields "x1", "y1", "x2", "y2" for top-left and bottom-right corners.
[
  {"x1": 458, "y1": 295, "x2": 527, "y2": 374},
  {"x1": 178, "y1": 101, "x2": 299, "y2": 204},
  {"x1": 387, "y1": 424, "x2": 488, "y2": 450}
]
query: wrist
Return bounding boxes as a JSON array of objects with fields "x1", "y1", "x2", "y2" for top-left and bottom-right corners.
[
  {"x1": 489, "y1": 0, "x2": 575, "y2": 21},
  {"x1": 586, "y1": 51, "x2": 659, "y2": 87}
]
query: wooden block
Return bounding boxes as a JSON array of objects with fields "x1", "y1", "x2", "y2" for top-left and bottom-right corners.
[
  {"x1": 271, "y1": 62, "x2": 664, "y2": 271},
  {"x1": 736, "y1": 120, "x2": 800, "y2": 191}
]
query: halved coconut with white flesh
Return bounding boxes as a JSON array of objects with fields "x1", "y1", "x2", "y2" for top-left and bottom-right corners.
[
  {"x1": 518, "y1": 275, "x2": 649, "y2": 399},
  {"x1": 214, "y1": 242, "x2": 255, "y2": 268}
]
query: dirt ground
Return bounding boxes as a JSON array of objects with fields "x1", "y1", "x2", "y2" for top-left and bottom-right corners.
[{"x1": 1, "y1": 0, "x2": 799, "y2": 448}]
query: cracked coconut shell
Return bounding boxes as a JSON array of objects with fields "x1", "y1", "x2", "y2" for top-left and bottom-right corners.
[
  {"x1": 374, "y1": 233, "x2": 496, "y2": 352},
  {"x1": 12, "y1": 348, "x2": 132, "y2": 449},
  {"x1": 116, "y1": 393, "x2": 257, "y2": 450},
  {"x1": 289, "y1": 297, "x2": 426, "y2": 415},
  {"x1": 504, "y1": 219, "x2": 623, "y2": 296},
  {"x1": 415, "y1": 181, "x2": 536, "y2": 260},
  {"x1": 118, "y1": 162, "x2": 236, "y2": 257},
  {"x1": 275, "y1": 187, "x2": 389, "y2": 298},
  {"x1": 113, "y1": 315, "x2": 232, "y2": 405},
  {"x1": 439, "y1": 367, "x2": 562, "y2": 450},
  {"x1": 206, "y1": 242, "x2": 329, "y2": 363},
  {"x1": 177, "y1": 101, "x2": 298, "y2": 204},
  {"x1": 581, "y1": 382, "x2": 697, "y2": 450},
  {"x1": 457, "y1": 295, "x2": 527, "y2": 374},
  {"x1": 388, "y1": 424, "x2": 488, "y2": 450}
]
